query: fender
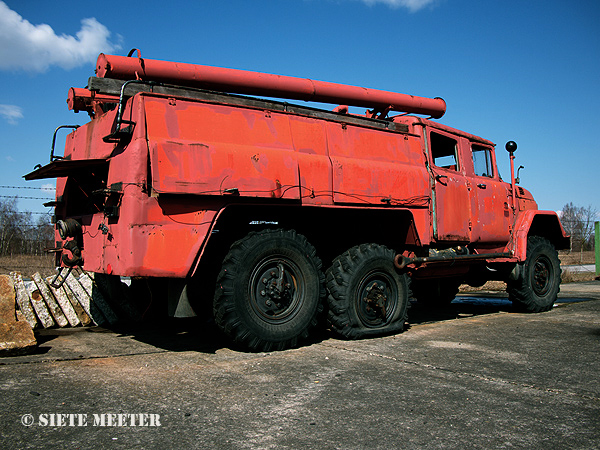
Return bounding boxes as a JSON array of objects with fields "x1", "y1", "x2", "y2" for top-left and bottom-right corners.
[
  {"x1": 188, "y1": 202, "x2": 427, "y2": 278},
  {"x1": 508, "y1": 210, "x2": 570, "y2": 261}
]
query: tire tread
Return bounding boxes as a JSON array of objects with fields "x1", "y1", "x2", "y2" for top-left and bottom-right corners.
[
  {"x1": 214, "y1": 229, "x2": 325, "y2": 351},
  {"x1": 326, "y1": 243, "x2": 409, "y2": 339}
]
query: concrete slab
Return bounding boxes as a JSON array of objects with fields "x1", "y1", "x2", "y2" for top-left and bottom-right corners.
[{"x1": 0, "y1": 282, "x2": 598, "y2": 449}]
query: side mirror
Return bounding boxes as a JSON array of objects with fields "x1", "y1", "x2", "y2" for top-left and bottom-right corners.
[
  {"x1": 505, "y1": 141, "x2": 517, "y2": 154},
  {"x1": 516, "y1": 165, "x2": 524, "y2": 184}
]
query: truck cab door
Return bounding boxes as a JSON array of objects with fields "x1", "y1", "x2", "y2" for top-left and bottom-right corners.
[
  {"x1": 428, "y1": 130, "x2": 471, "y2": 242},
  {"x1": 468, "y1": 143, "x2": 512, "y2": 244}
]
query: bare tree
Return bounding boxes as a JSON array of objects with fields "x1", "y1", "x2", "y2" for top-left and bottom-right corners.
[
  {"x1": 560, "y1": 203, "x2": 597, "y2": 253},
  {"x1": 0, "y1": 197, "x2": 31, "y2": 256},
  {"x1": 0, "y1": 198, "x2": 54, "y2": 256},
  {"x1": 29, "y1": 214, "x2": 54, "y2": 255}
]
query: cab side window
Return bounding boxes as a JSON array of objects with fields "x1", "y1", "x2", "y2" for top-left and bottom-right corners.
[
  {"x1": 472, "y1": 145, "x2": 493, "y2": 178},
  {"x1": 430, "y1": 132, "x2": 459, "y2": 171}
]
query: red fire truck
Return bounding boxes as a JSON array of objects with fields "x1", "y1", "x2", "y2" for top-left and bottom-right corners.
[{"x1": 26, "y1": 50, "x2": 569, "y2": 351}]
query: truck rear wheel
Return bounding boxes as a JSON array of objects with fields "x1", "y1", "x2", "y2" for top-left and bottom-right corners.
[
  {"x1": 213, "y1": 229, "x2": 325, "y2": 351},
  {"x1": 507, "y1": 236, "x2": 561, "y2": 312},
  {"x1": 326, "y1": 244, "x2": 409, "y2": 339}
]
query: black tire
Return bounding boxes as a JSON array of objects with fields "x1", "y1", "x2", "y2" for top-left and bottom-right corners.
[
  {"x1": 411, "y1": 278, "x2": 460, "y2": 305},
  {"x1": 507, "y1": 236, "x2": 561, "y2": 312},
  {"x1": 213, "y1": 229, "x2": 325, "y2": 351},
  {"x1": 326, "y1": 244, "x2": 409, "y2": 339}
]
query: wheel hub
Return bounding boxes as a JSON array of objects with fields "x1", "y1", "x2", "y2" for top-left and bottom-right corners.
[
  {"x1": 251, "y1": 258, "x2": 302, "y2": 323},
  {"x1": 356, "y1": 270, "x2": 398, "y2": 327},
  {"x1": 363, "y1": 282, "x2": 388, "y2": 319},
  {"x1": 260, "y1": 263, "x2": 293, "y2": 310},
  {"x1": 532, "y1": 257, "x2": 551, "y2": 295}
]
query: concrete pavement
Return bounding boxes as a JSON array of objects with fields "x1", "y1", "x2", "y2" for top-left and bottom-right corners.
[
  {"x1": 562, "y1": 264, "x2": 597, "y2": 274},
  {"x1": 1, "y1": 282, "x2": 599, "y2": 449}
]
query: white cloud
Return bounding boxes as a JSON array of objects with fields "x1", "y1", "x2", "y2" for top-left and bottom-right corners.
[
  {"x1": 359, "y1": 0, "x2": 438, "y2": 12},
  {"x1": 0, "y1": 1, "x2": 120, "y2": 72},
  {"x1": 0, "y1": 104, "x2": 24, "y2": 125}
]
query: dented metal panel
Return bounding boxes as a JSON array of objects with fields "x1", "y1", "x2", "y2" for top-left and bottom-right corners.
[
  {"x1": 431, "y1": 170, "x2": 472, "y2": 241},
  {"x1": 145, "y1": 97, "x2": 300, "y2": 199},
  {"x1": 289, "y1": 115, "x2": 332, "y2": 205},
  {"x1": 328, "y1": 124, "x2": 430, "y2": 207}
]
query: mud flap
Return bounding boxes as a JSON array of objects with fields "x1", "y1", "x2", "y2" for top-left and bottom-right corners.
[{"x1": 167, "y1": 279, "x2": 197, "y2": 318}]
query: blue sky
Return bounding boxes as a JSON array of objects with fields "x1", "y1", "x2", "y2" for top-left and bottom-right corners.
[{"x1": 0, "y1": 0, "x2": 598, "y2": 218}]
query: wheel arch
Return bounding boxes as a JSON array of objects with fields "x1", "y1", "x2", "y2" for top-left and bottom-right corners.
[
  {"x1": 510, "y1": 210, "x2": 570, "y2": 261},
  {"x1": 190, "y1": 202, "x2": 426, "y2": 278}
]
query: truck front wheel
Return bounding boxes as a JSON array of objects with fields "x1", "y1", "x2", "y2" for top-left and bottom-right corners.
[
  {"x1": 326, "y1": 244, "x2": 409, "y2": 339},
  {"x1": 213, "y1": 229, "x2": 325, "y2": 351},
  {"x1": 507, "y1": 236, "x2": 561, "y2": 312}
]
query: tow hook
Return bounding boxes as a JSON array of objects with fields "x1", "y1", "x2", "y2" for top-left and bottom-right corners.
[
  {"x1": 49, "y1": 239, "x2": 82, "y2": 289},
  {"x1": 54, "y1": 217, "x2": 84, "y2": 267},
  {"x1": 62, "y1": 239, "x2": 83, "y2": 266}
]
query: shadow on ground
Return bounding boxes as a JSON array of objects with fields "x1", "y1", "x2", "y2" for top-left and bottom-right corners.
[
  {"x1": 26, "y1": 293, "x2": 594, "y2": 359},
  {"x1": 120, "y1": 295, "x2": 521, "y2": 353},
  {"x1": 408, "y1": 295, "x2": 512, "y2": 325}
]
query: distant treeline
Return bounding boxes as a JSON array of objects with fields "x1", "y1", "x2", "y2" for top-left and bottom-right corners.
[
  {"x1": 560, "y1": 203, "x2": 597, "y2": 252},
  {"x1": 0, "y1": 197, "x2": 54, "y2": 256}
]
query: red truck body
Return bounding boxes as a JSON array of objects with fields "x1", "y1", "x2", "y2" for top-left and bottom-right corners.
[{"x1": 26, "y1": 52, "x2": 569, "y2": 351}]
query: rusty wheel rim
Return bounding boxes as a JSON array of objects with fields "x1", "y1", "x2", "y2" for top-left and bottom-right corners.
[
  {"x1": 249, "y1": 256, "x2": 304, "y2": 325},
  {"x1": 356, "y1": 270, "x2": 398, "y2": 327},
  {"x1": 531, "y1": 255, "x2": 552, "y2": 296}
]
